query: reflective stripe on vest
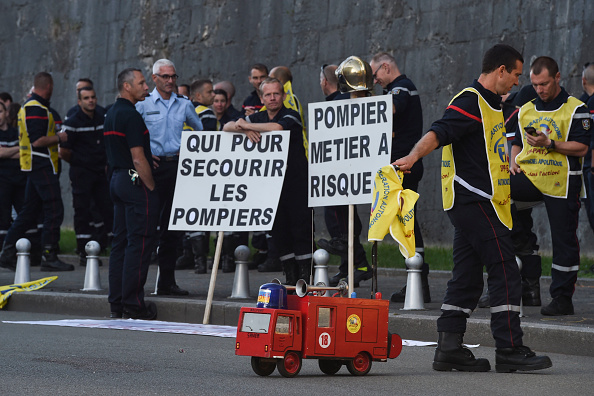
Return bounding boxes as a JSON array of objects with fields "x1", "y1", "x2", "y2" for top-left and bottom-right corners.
[
  {"x1": 441, "y1": 87, "x2": 512, "y2": 229},
  {"x1": 195, "y1": 105, "x2": 221, "y2": 131},
  {"x1": 516, "y1": 97, "x2": 583, "y2": 198}
]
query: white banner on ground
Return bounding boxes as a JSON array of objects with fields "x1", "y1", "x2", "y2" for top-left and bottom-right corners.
[
  {"x1": 308, "y1": 95, "x2": 392, "y2": 207},
  {"x1": 2, "y1": 320, "x2": 468, "y2": 346},
  {"x1": 3, "y1": 319, "x2": 237, "y2": 337},
  {"x1": 169, "y1": 131, "x2": 289, "y2": 231}
]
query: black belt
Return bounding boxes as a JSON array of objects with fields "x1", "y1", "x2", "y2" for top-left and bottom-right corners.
[{"x1": 158, "y1": 155, "x2": 179, "y2": 162}]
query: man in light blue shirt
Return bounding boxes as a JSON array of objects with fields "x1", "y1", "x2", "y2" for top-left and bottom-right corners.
[{"x1": 135, "y1": 58, "x2": 203, "y2": 296}]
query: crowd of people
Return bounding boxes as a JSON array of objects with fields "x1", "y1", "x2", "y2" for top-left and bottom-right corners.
[{"x1": 1, "y1": 45, "x2": 593, "y2": 372}]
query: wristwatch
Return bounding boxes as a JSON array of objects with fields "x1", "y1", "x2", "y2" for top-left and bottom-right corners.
[{"x1": 546, "y1": 139, "x2": 555, "y2": 150}]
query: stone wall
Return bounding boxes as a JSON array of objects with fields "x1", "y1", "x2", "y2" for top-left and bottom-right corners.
[{"x1": 2, "y1": 0, "x2": 593, "y2": 253}]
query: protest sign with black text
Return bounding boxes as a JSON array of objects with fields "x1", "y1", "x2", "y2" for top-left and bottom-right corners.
[
  {"x1": 169, "y1": 131, "x2": 289, "y2": 231},
  {"x1": 308, "y1": 94, "x2": 392, "y2": 207}
]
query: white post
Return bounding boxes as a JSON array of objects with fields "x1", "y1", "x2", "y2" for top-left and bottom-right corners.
[{"x1": 203, "y1": 231, "x2": 224, "y2": 324}]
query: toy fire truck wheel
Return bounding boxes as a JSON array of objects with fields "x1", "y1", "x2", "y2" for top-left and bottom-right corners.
[
  {"x1": 318, "y1": 359, "x2": 342, "y2": 375},
  {"x1": 346, "y1": 352, "x2": 372, "y2": 376},
  {"x1": 251, "y1": 357, "x2": 276, "y2": 376},
  {"x1": 277, "y1": 351, "x2": 302, "y2": 378}
]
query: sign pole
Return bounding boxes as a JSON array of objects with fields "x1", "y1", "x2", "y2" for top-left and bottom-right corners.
[
  {"x1": 203, "y1": 231, "x2": 224, "y2": 324},
  {"x1": 348, "y1": 204, "x2": 354, "y2": 297}
]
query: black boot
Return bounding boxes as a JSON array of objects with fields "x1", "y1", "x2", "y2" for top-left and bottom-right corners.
[
  {"x1": 495, "y1": 345, "x2": 552, "y2": 372},
  {"x1": 433, "y1": 332, "x2": 491, "y2": 372},
  {"x1": 222, "y1": 254, "x2": 235, "y2": 273},
  {"x1": 175, "y1": 246, "x2": 195, "y2": 270},
  {"x1": 257, "y1": 257, "x2": 282, "y2": 272},
  {"x1": 297, "y1": 259, "x2": 312, "y2": 284},
  {"x1": 541, "y1": 296, "x2": 574, "y2": 316},
  {"x1": 221, "y1": 234, "x2": 236, "y2": 273},
  {"x1": 283, "y1": 259, "x2": 298, "y2": 286},
  {"x1": 521, "y1": 277, "x2": 541, "y2": 306},
  {"x1": 190, "y1": 236, "x2": 207, "y2": 274},
  {"x1": 29, "y1": 242, "x2": 42, "y2": 267},
  {"x1": 390, "y1": 262, "x2": 431, "y2": 303},
  {"x1": 41, "y1": 246, "x2": 74, "y2": 272},
  {"x1": 0, "y1": 243, "x2": 17, "y2": 271}
]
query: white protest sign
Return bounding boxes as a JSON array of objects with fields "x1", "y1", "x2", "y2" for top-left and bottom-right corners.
[
  {"x1": 169, "y1": 131, "x2": 289, "y2": 231},
  {"x1": 308, "y1": 94, "x2": 392, "y2": 207}
]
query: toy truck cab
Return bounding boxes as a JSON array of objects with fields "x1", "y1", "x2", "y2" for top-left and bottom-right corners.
[
  {"x1": 236, "y1": 282, "x2": 402, "y2": 377},
  {"x1": 236, "y1": 307, "x2": 303, "y2": 376}
]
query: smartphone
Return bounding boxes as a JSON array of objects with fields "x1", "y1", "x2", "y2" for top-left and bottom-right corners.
[{"x1": 524, "y1": 126, "x2": 538, "y2": 137}]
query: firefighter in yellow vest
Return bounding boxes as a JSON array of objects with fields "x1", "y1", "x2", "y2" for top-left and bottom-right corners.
[
  {"x1": 393, "y1": 45, "x2": 551, "y2": 373},
  {"x1": 510, "y1": 56, "x2": 590, "y2": 316},
  {"x1": 0, "y1": 72, "x2": 74, "y2": 272}
]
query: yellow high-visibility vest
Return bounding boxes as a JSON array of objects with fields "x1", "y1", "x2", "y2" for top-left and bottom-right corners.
[
  {"x1": 441, "y1": 87, "x2": 512, "y2": 229},
  {"x1": 17, "y1": 99, "x2": 59, "y2": 174},
  {"x1": 516, "y1": 97, "x2": 584, "y2": 198}
]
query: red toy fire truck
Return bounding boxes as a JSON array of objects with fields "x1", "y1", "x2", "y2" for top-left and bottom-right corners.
[{"x1": 235, "y1": 280, "x2": 402, "y2": 377}]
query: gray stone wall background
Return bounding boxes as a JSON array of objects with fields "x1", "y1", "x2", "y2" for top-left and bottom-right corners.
[{"x1": 1, "y1": 0, "x2": 593, "y2": 254}]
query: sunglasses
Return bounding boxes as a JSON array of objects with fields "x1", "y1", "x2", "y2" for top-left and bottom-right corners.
[{"x1": 155, "y1": 73, "x2": 179, "y2": 81}]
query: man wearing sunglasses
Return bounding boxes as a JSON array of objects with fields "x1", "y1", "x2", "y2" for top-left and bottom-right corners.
[
  {"x1": 135, "y1": 59, "x2": 203, "y2": 297},
  {"x1": 369, "y1": 52, "x2": 429, "y2": 304}
]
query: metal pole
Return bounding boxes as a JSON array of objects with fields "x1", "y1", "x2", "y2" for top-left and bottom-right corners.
[
  {"x1": 203, "y1": 231, "x2": 224, "y2": 324},
  {"x1": 348, "y1": 204, "x2": 354, "y2": 298},
  {"x1": 371, "y1": 241, "x2": 378, "y2": 299}
]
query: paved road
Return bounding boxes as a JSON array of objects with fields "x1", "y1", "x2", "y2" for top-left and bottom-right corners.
[
  {"x1": 1, "y1": 311, "x2": 593, "y2": 395},
  {"x1": 2, "y1": 256, "x2": 594, "y2": 356}
]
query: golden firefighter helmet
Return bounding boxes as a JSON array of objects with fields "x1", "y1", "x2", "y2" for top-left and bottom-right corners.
[{"x1": 336, "y1": 56, "x2": 374, "y2": 93}]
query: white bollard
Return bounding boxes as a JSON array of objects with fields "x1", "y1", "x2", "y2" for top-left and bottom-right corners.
[
  {"x1": 14, "y1": 238, "x2": 31, "y2": 284},
  {"x1": 402, "y1": 253, "x2": 425, "y2": 310},
  {"x1": 82, "y1": 241, "x2": 102, "y2": 291},
  {"x1": 312, "y1": 249, "x2": 331, "y2": 296},
  {"x1": 229, "y1": 245, "x2": 251, "y2": 299}
]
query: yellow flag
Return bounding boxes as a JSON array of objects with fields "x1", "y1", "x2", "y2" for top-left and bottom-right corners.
[
  {"x1": 0, "y1": 276, "x2": 58, "y2": 309},
  {"x1": 368, "y1": 165, "x2": 419, "y2": 259}
]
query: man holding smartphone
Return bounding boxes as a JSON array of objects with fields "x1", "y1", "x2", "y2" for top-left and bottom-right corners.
[{"x1": 510, "y1": 56, "x2": 590, "y2": 316}]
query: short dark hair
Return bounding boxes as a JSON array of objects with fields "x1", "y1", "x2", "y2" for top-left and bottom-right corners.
[
  {"x1": 117, "y1": 68, "x2": 141, "y2": 92},
  {"x1": 78, "y1": 86, "x2": 95, "y2": 100},
  {"x1": 179, "y1": 83, "x2": 190, "y2": 92},
  {"x1": 531, "y1": 56, "x2": 559, "y2": 77},
  {"x1": 78, "y1": 78, "x2": 94, "y2": 87},
  {"x1": 213, "y1": 89, "x2": 228, "y2": 101},
  {"x1": 251, "y1": 63, "x2": 269, "y2": 75},
  {"x1": 34, "y1": 72, "x2": 53, "y2": 90},
  {"x1": 190, "y1": 79, "x2": 212, "y2": 97},
  {"x1": 0, "y1": 101, "x2": 6, "y2": 111},
  {"x1": 482, "y1": 44, "x2": 524, "y2": 74},
  {"x1": 0, "y1": 92, "x2": 13, "y2": 103}
]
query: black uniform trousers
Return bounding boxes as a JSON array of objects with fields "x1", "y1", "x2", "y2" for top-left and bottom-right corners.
[
  {"x1": 324, "y1": 205, "x2": 368, "y2": 271},
  {"x1": 510, "y1": 205, "x2": 541, "y2": 279},
  {"x1": 153, "y1": 159, "x2": 182, "y2": 289},
  {"x1": 438, "y1": 200, "x2": 523, "y2": 349},
  {"x1": 0, "y1": 173, "x2": 26, "y2": 246},
  {"x1": 70, "y1": 166, "x2": 113, "y2": 252},
  {"x1": 108, "y1": 169, "x2": 159, "y2": 313},
  {"x1": 4, "y1": 167, "x2": 63, "y2": 248},
  {"x1": 511, "y1": 172, "x2": 581, "y2": 299},
  {"x1": 272, "y1": 180, "x2": 314, "y2": 266}
]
